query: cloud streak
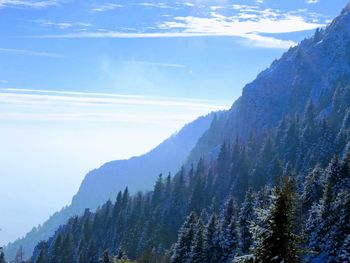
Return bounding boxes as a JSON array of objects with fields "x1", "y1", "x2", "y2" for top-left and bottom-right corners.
[
  {"x1": 92, "y1": 3, "x2": 123, "y2": 12},
  {"x1": 0, "y1": 89, "x2": 226, "y2": 110},
  {"x1": 124, "y1": 60, "x2": 187, "y2": 69},
  {"x1": 0, "y1": 0, "x2": 63, "y2": 9},
  {"x1": 138, "y1": 2, "x2": 177, "y2": 9},
  {"x1": 30, "y1": 6, "x2": 325, "y2": 49},
  {"x1": 33, "y1": 19, "x2": 92, "y2": 29},
  {"x1": 0, "y1": 48, "x2": 62, "y2": 58},
  {"x1": 32, "y1": 31, "x2": 297, "y2": 49},
  {"x1": 0, "y1": 88, "x2": 230, "y2": 124}
]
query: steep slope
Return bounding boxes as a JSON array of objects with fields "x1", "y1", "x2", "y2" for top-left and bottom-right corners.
[
  {"x1": 71, "y1": 112, "x2": 217, "y2": 211},
  {"x1": 188, "y1": 5, "x2": 350, "y2": 165},
  {"x1": 27, "y1": 4, "x2": 350, "y2": 263},
  {"x1": 4, "y1": 113, "x2": 216, "y2": 260}
]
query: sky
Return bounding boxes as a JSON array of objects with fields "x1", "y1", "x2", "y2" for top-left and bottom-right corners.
[{"x1": 0, "y1": 0, "x2": 349, "y2": 246}]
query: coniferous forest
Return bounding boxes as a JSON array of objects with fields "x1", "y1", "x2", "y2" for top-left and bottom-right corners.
[
  {"x1": 3, "y1": 2, "x2": 350, "y2": 263},
  {"x1": 27, "y1": 100, "x2": 350, "y2": 263}
]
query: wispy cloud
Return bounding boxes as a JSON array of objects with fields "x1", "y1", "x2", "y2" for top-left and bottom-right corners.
[
  {"x1": 92, "y1": 3, "x2": 123, "y2": 12},
  {"x1": 33, "y1": 19, "x2": 91, "y2": 30},
  {"x1": 0, "y1": 88, "x2": 230, "y2": 124},
  {"x1": 0, "y1": 0, "x2": 63, "y2": 9},
  {"x1": 31, "y1": 31, "x2": 296, "y2": 49},
  {"x1": 138, "y1": 2, "x2": 176, "y2": 9},
  {"x1": 306, "y1": 0, "x2": 319, "y2": 4},
  {"x1": 0, "y1": 79, "x2": 8, "y2": 83},
  {"x1": 124, "y1": 60, "x2": 187, "y2": 69},
  {"x1": 30, "y1": 5, "x2": 324, "y2": 49},
  {"x1": 0, "y1": 48, "x2": 62, "y2": 58},
  {"x1": 183, "y1": 2, "x2": 195, "y2": 7},
  {"x1": 0, "y1": 88, "x2": 228, "y2": 110}
]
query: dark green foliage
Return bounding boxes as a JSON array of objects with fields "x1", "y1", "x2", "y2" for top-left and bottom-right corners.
[
  {"x1": 100, "y1": 250, "x2": 111, "y2": 263},
  {"x1": 30, "y1": 80, "x2": 350, "y2": 263},
  {"x1": 0, "y1": 251, "x2": 6, "y2": 263},
  {"x1": 202, "y1": 214, "x2": 220, "y2": 263},
  {"x1": 171, "y1": 212, "x2": 198, "y2": 263},
  {"x1": 238, "y1": 189, "x2": 255, "y2": 254},
  {"x1": 251, "y1": 177, "x2": 300, "y2": 263}
]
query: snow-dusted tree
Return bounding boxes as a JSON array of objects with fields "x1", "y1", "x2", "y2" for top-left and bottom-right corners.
[
  {"x1": 338, "y1": 234, "x2": 350, "y2": 262},
  {"x1": 251, "y1": 177, "x2": 300, "y2": 262},
  {"x1": 323, "y1": 155, "x2": 341, "y2": 195},
  {"x1": 171, "y1": 212, "x2": 198, "y2": 263},
  {"x1": 187, "y1": 218, "x2": 204, "y2": 263},
  {"x1": 301, "y1": 166, "x2": 324, "y2": 213},
  {"x1": 317, "y1": 119, "x2": 335, "y2": 166},
  {"x1": 305, "y1": 174, "x2": 334, "y2": 255},
  {"x1": 202, "y1": 213, "x2": 220, "y2": 263},
  {"x1": 219, "y1": 197, "x2": 240, "y2": 262},
  {"x1": 238, "y1": 188, "x2": 255, "y2": 254},
  {"x1": 340, "y1": 151, "x2": 350, "y2": 189}
]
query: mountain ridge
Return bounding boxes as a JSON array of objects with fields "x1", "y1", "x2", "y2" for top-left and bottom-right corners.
[
  {"x1": 4, "y1": 113, "x2": 217, "y2": 260},
  {"x1": 187, "y1": 6, "x2": 350, "y2": 166}
]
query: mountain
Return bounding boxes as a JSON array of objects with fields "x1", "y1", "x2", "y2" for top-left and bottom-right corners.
[
  {"x1": 4, "y1": 113, "x2": 216, "y2": 260},
  {"x1": 24, "y1": 3, "x2": 350, "y2": 263},
  {"x1": 188, "y1": 4, "x2": 350, "y2": 165},
  {"x1": 71, "y1": 112, "x2": 218, "y2": 212}
]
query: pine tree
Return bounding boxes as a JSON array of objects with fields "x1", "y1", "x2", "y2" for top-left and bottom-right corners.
[
  {"x1": 323, "y1": 155, "x2": 342, "y2": 195},
  {"x1": 51, "y1": 234, "x2": 63, "y2": 263},
  {"x1": 86, "y1": 240, "x2": 98, "y2": 263},
  {"x1": 219, "y1": 197, "x2": 240, "y2": 262},
  {"x1": 0, "y1": 250, "x2": 6, "y2": 263},
  {"x1": 152, "y1": 174, "x2": 164, "y2": 207},
  {"x1": 188, "y1": 218, "x2": 204, "y2": 263},
  {"x1": 317, "y1": 119, "x2": 335, "y2": 166},
  {"x1": 338, "y1": 234, "x2": 350, "y2": 262},
  {"x1": 251, "y1": 177, "x2": 300, "y2": 262},
  {"x1": 100, "y1": 250, "x2": 111, "y2": 263},
  {"x1": 301, "y1": 166, "x2": 323, "y2": 213},
  {"x1": 340, "y1": 151, "x2": 350, "y2": 189},
  {"x1": 202, "y1": 213, "x2": 220, "y2": 263},
  {"x1": 305, "y1": 171, "x2": 335, "y2": 256},
  {"x1": 238, "y1": 189, "x2": 255, "y2": 254},
  {"x1": 171, "y1": 212, "x2": 198, "y2": 263},
  {"x1": 61, "y1": 234, "x2": 73, "y2": 263}
]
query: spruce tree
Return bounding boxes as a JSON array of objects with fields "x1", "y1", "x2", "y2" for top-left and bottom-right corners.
[
  {"x1": 301, "y1": 166, "x2": 323, "y2": 213},
  {"x1": 219, "y1": 197, "x2": 240, "y2": 262},
  {"x1": 238, "y1": 189, "x2": 255, "y2": 254},
  {"x1": 171, "y1": 212, "x2": 198, "y2": 263},
  {"x1": 0, "y1": 250, "x2": 6, "y2": 263},
  {"x1": 152, "y1": 174, "x2": 164, "y2": 207},
  {"x1": 36, "y1": 250, "x2": 47, "y2": 263},
  {"x1": 251, "y1": 177, "x2": 300, "y2": 262},
  {"x1": 100, "y1": 250, "x2": 111, "y2": 263},
  {"x1": 188, "y1": 218, "x2": 204, "y2": 263},
  {"x1": 323, "y1": 155, "x2": 342, "y2": 195},
  {"x1": 50, "y1": 234, "x2": 63, "y2": 263},
  {"x1": 202, "y1": 213, "x2": 220, "y2": 263}
]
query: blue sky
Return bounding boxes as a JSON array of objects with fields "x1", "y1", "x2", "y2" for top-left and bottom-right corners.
[{"x1": 0, "y1": 0, "x2": 348, "y2": 245}]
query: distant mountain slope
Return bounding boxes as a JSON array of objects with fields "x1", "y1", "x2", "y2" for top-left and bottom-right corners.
[
  {"x1": 188, "y1": 4, "x2": 350, "y2": 165},
  {"x1": 71, "y1": 112, "x2": 217, "y2": 211},
  {"x1": 4, "y1": 113, "x2": 217, "y2": 260}
]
